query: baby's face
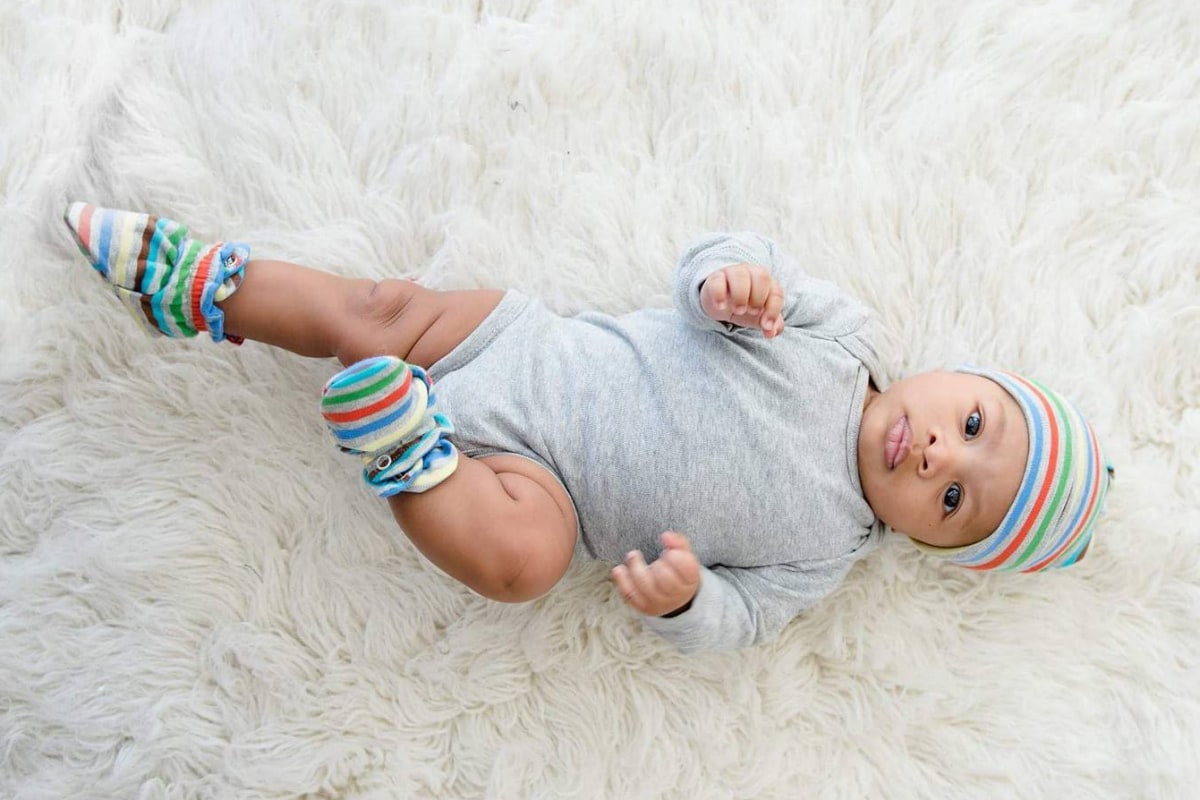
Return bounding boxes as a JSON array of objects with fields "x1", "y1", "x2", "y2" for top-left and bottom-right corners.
[{"x1": 857, "y1": 371, "x2": 1029, "y2": 548}]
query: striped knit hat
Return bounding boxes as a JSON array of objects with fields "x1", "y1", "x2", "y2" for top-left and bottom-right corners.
[{"x1": 911, "y1": 368, "x2": 1113, "y2": 572}]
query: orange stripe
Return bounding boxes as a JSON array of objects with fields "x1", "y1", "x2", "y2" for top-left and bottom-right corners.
[
  {"x1": 969, "y1": 373, "x2": 1060, "y2": 571},
  {"x1": 322, "y1": 371, "x2": 414, "y2": 423},
  {"x1": 79, "y1": 204, "x2": 94, "y2": 250},
  {"x1": 1022, "y1": 422, "x2": 1103, "y2": 572},
  {"x1": 190, "y1": 247, "x2": 216, "y2": 332}
]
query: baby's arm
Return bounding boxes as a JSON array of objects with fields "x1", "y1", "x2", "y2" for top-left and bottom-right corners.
[
  {"x1": 671, "y1": 232, "x2": 789, "y2": 334},
  {"x1": 615, "y1": 538, "x2": 855, "y2": 653},
  {"x1": 672, "y1": 232, "x2": 870, "y2": 339}
]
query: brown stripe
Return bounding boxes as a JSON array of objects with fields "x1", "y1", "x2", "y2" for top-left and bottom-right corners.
[
  {"x1": 134, "y1": 215, "x2": 156, "y2": 291},
  {"x1": 139, "y1": 294, "x2": 159, "y2": 329}
]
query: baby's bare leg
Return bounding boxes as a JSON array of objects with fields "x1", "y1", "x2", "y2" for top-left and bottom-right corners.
[
  {"x1": 218, "y1": 259, "x2": 503, "y2": 368},
  {"x1": 219, "y1": 260, "x2": 578, "y2": 602},
  {"x1": 387, "y1": 455, "x2": 578, "y2": 602}
]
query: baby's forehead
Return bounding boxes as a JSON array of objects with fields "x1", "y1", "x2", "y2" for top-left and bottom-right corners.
[
  {"x1": 967, "y1": 374, "x2": 1031, "y2": 537},
  {"x1": 951, "y1": 371, "x2": 1025, "y2": 406}
]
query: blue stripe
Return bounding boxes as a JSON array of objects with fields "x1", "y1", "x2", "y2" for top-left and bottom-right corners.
[
  {"x1": 961, "y1": 374, "x2": 1044, "y2": 565},
  {"x1": 1058, "y1": 505, "x2": 1100, "y2": 566},
  {"x1": 143, "y1": 218, "x2": 160, "y2": 291},
  {"x1": 332, "y1": 392, "x2": 416, "y2": 442},
  {"x1": 1058, "y1": 535, "x2": 1089, "y2": 567},
  {"x1": 376, "y1": 439, "x2": 456, "y2": 497},
  {"x1": 1058, "y1": 456, "x2": 1110, "y2": 567},
  {"x1": 423, "y1": 438, "x2": 455, "y2": 468},
  {"x1": 146, "y1": 218, "x2": 170, "y2": 334},
  {"x1": 97, "y1": 212, "x2": 114, "y2": 278},
  {"x1": 328, "y1": 356, "x2": 392, "y2": 393},
  {"x1": 1032, "y1": 400, "x2": 1095, "y2": 567}
]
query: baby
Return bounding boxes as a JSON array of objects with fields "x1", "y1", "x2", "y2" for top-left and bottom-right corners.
[{"x1": 63, "y1": 202, "x2": 1113, "y2": 654}]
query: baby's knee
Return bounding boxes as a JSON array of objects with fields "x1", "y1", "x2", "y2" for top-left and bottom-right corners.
[
  {"x1": 347, "y1": 278, "x2": 423, "y2": 327},
  {"x1": 491, "y1": 541, "x2": 572, "y2": 603},
  {"x1": 469, "y1": 515, "x2": 573, "y2": 604},
  {"x1": 334, "y1": 278, "x2": 430, "y2": 365}
]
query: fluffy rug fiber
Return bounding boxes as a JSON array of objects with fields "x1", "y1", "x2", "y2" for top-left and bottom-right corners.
[{"x1": 2, "y1": 1, "x2": 1198, "y2": 797}]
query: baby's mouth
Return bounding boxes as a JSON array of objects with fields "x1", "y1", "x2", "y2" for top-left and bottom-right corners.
[{"x1": 885, "y1": 415, "x2": 913, "y2": 470}]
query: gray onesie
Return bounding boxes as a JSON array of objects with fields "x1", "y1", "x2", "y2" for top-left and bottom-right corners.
[{"x1": 429, "y1": 232, "x2": 886, "y2": 653}]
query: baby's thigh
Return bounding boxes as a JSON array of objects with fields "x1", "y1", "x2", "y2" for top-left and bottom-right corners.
[{"x1": 335, "y1": 280, "x2": 504, "y2": 369}]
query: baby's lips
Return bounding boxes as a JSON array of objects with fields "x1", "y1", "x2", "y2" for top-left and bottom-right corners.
[{"x1": 885, "y1": 415, "x2": 912, "y2": 469}]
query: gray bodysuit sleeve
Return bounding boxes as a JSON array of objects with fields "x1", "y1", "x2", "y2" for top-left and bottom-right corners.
[
  {"x1": 671, "y1": 231, "x2": 871, "y2": 338},
  {"x1": 640, "y1": 559, "x2": 856, "y2": 654}
]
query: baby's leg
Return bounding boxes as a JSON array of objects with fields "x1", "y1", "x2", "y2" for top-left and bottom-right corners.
[
  {"x1": 221, "y1": 263, "x2": 578, "y2": 602},
  {"x1": 386, "y1": 453, "x2": 578, "y2": 602},
  {"x1": 65, "y1": 203, "x2": 577, "y2": 603},
  {"x1": 218, "y1": 258, "x2": 503, "y2": 369}
]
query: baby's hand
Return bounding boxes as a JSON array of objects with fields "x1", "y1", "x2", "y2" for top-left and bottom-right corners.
[
  {"x1": 611, "y1": 531, "x2": 701, "y2": 617},
  {"x1": 700, "y1": 263, "x2": 784, "y2": 338}
]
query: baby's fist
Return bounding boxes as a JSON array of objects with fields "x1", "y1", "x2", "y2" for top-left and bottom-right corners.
[
  {"x1": 611, "y1": 531, "x2": 701, "y2": 617},
  {"x1": 700, "y1": 264, "x2": 784, "y2": 338}
]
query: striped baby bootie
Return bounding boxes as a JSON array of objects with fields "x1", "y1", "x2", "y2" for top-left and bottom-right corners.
[
  {"x1": 63, "y1": 201, "x2": 250, "y2": 343},
  {"x1": 321, "y1": 356, "x2": 459, "y2": 497}
]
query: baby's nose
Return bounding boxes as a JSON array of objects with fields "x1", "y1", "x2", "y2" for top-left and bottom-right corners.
[{"x1": 917, "y1": 433, "x2": 952, "y2": 476}]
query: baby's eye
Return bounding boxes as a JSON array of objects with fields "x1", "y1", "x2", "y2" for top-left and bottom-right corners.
[
  {"x1": 964, "y1": 410, "x2": 982, "y2": 439},
  {"x1": 943, "y1": 483, "x2": 962, "y2": 514}
]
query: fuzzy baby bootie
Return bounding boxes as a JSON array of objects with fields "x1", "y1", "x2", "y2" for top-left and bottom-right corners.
[
  {"x1": 63, "y1": 201, "x2": 250, "y2": 343},
  {"x1": 321, "y1": 356, "x2": 459, "y2": 497}
]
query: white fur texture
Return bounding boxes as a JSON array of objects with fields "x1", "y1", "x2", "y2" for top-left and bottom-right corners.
[{"x1": 2, "y1": 1, "x2": 1198, "y2": 797}]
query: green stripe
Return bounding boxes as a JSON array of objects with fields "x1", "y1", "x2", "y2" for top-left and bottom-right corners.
[
  {"x1": 321, "y1": 364, "x2": 406, "y2": 408},
  {"x1": 1059, "y1": 452, "x2": 1111, "y2": 566},
  {"x1": 1011, "y1": 383, "x2": 1074, "y2": 568},
  {"x1": 164, "y1": 221, "x2": 187, "y2": 264},
  {"x1": 168, "y1": 239, "x2": 200, "y2": 335}
]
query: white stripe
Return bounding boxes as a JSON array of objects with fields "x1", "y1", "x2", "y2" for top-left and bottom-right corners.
[{"x1": 115, "y1": 288, "x2": 158, "y2": 336}]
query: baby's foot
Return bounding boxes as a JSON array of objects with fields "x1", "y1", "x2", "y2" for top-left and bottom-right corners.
[
  {"x1": 321, "y1": 356, "x2": 458, "y2": 496},
  {"x1": 63, "y1": 202, "x2": 249, "y2": 342}
]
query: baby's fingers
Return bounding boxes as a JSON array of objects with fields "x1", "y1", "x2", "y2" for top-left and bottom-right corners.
[
  {"x1": 645, "y1": 555, "x2": 689, "y2": 598},
  {"x1": 761, "y1": 282, "x2": 785, "y2": 337},
  {"x1": 746, "y1": 268, "x2": 774, "y2": 312},
  {"x1": 623, "y1": 550, "x2": 662, "y2": 598},
  {"x1": 661, "y1": 530, "x2": 693, "y2": 553},
  {"x1": 724, "y1": 265, "x2": 752, "y2": 314},
  {"x1": 617, "y1": 550, "x2": 669, "y2": 611},
  {"x1": 703, "y1": 270, "x2": 730, "y2": 312},
  {"x1": 658, "y1": 545, "x2": 701, "y2": 587},
  {"x1": 611, "y1": 562, "x2": 647, "y2": 612}
]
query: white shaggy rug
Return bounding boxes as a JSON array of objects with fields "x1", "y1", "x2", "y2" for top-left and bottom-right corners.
[{"x1": 2, "y1": 1, "x2": 1198, "y2": 797}]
